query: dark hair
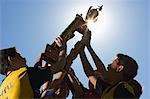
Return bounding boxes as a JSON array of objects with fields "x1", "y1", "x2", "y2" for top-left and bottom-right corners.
[
  {"x1": 0, "y1": 47, "x2": 16, "y2": 58},
  {"x1": 117, "y1": 53, "x2": 138, "y2": 80},
  {"x1": 0, "y1": 47, "x2": 16, "y2": 75}
]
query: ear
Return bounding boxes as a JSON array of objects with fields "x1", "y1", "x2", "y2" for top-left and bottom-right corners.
[
  {"x1": 7, "y1": 56, "x2": 12, "y2": 65},
  {"x1": 116, "y1": 65, "x2": 124, "y2": 72}
]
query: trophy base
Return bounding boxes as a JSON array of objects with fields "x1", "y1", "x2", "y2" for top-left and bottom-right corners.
[{"x1": 42, "y1": 44, "x2": 59, "y2": 64}]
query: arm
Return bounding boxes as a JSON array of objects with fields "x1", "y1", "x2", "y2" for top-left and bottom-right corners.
[
  {"x1": 79, "y1": 48, "x2": 97, "y2": 87},
  {"x1": 87, "y1": 45, "x2": 106, "y2": 73},
  {"x1": 41, "y1": 36, "x2": 67, "y2": 97},
  {"x1": 64, "y1": 68, "x2": 84, "y2": 98},
  {"x1": 82, "y1": 29, "x2": 106, "y2": 73},
  {"x1": 41, "y1": 70, "x2": 67, "y2": 98},
  {"x1": 50, "y1": 36, "x2": 67, "y2": 74}
]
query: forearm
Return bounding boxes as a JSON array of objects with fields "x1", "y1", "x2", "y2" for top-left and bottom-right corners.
[
  {"x1": 50, "y1": 71, "x2": 66, "y2": 90},
  {"x1": 87, "y1": 45, "x2": 106, "y2": 73},
  {"x1": 79, "y1": 49, "x2": 94, "y2": 77},
  {"x1": 42, "y1": 81, "x2": 51, "y2": 92},
  {"x1": 67, "y1": 72, "x2": 81, "y2": 88},
  {"x1": 64, "y1": 73, "x2": 84, "y2": 97}
]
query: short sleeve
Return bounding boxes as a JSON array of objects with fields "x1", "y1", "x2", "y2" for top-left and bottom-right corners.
[{"x1": 114, "y1": 82, "x2": 135, "y2": 98}]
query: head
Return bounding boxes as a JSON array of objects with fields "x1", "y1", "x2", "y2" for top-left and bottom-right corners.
[
  {"x1": 0, "y1": 47, "x2": 27, "y2": 75},
  {"x1": 107, "y1": 53, "x2": 138, "y2": 81}
]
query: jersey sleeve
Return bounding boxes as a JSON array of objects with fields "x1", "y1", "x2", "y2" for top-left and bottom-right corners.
[
  {"x1": 114, "y1": 82, "x2": 135, "y2": 98},
  {"x1": 27, "y1": 66, "x2": 52, "y2": 90}
]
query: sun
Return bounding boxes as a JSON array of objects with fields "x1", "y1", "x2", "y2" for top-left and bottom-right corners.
[{"x1": 69, "y1": 4, "x2": 114, "y2": 47}]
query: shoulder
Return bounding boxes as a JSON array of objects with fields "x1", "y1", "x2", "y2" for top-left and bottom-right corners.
[
  {"x1": 114, "y1": 81, "x2": 136, "y2": 98},
  {"x1": 127, "y1": 79, "x2": 143, "y2": 98},
  {"x1": 27, "y1": 66, "x2": 51, "y2": 72},
  {"x1": 95, "y1": 77, "x2": 110, "y2": 95},
  {"x1": 27, "y1": 66, "x2": 52, "y2": 79}
]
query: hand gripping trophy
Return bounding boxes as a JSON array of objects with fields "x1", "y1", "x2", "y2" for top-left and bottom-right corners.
[{"x1": 41, "y1": 5, "x2": 103, "y2": 65}]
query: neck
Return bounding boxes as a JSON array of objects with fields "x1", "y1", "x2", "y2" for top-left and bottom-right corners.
[{"x1": 6, "y1": 65, "x2": 25, "y2": 76}]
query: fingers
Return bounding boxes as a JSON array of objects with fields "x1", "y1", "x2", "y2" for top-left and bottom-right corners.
[
  {"x1": 56, "y1": 36, "x2": 63, "y2": 44},
  {"x1": 58, "y1": 36, "x2": 63, "y2": 42},
  {"x1": 55, "y1": 36, "x2": 63, "y2": 47}
]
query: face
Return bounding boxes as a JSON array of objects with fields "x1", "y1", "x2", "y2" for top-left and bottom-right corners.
[
  {"x1": 9, "y1": 52, "x2": 27, "y2": 68},
  {"x1": 107, "y1": 57, "x2": 120, "y2": 72}
]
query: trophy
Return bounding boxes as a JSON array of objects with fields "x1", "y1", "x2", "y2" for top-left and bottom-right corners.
[{"x1": 42, "y1": 5, "x2": 103, "y2": 64}]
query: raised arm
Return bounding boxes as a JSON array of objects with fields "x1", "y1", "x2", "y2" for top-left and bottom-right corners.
[
  {"x1": 79, "y1": 47, "x2": 94, "y2": 77},
  {"x1": 50, "y1": 36, "x2": 67, "y2": 74},
  {"x1": 82, "y1": 29, "x2": 106, "y2": 73},
  {"x1": 40, "y1": 36, "x2": 67, "y2": 98},
  {"x1": 79, "y1": 47, "x2": 97, "y2": 87},
  {"x1": 87, "y1": 44, "x2": 106, "y2": 73},
  {"x1": 63, "y1": 68, "x2": 85, "y2": 98},
  {"x1": 78, "y1": 25, "x2": 106, "y2": 73}
]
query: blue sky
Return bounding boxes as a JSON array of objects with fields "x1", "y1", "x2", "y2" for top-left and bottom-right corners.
[{"x1": 0, "y1": 0, "x2": 149, "y2": 98}]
